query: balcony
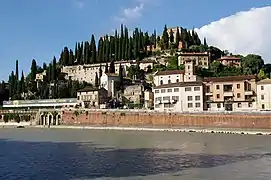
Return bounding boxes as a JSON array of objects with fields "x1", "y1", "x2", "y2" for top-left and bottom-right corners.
[
  {"x1": 162, "y1": 99, "x2": 170, "y2": 103},
  {"x1": 205, "y1": 91, "x2": 213, "y2": 96},
  {"x1": 223, "y1": 91, "x2": 233, "y2": 97},
  {"x1": 245, "y1": 90, "x2": 254, "y2": 96}
]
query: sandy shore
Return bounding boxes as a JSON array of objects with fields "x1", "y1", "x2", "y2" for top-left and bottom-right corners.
[{"x1": 28, "y1": 125, "x2": 271, "y2": 135}]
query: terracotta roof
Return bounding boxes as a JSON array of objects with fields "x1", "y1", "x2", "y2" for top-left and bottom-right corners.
[
  {"x1": 204, "y1": 75, "x2": 256, "y2": 82},
  {"x1": 257, "y1": 79, "x2": 271, "y2": 85},
  {"x1": 77, "y1": 87, "x2": 100, "y2": 92},
  {"x1": 105, "y1": 73, "x2": 119, "y2": 77},
  {"x1": 156, "y1": 70, "x2": 184, "y2": 76},
  {"x1": 180, "y1": 52, "x2": 209, "y2": 56},
  {"x1": 154, "y1": 81, "x2": 203, "y2": 89},
  {"x1": 216, "y1": 56, "x2": 241, "y2": 61}
]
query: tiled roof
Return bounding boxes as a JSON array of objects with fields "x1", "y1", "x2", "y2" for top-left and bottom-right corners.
[
  {"x1": 204, "y1": 75, "x2": 256, "y2": 82},
  {"x1": 105, "y1": 73, "x2": 119, "y2": 77},
  {"x1": 216, "y1": 56, "x2": 241, "y2": 61},
  {"x1": 156, "y1": 70, "x2": 184, "y2": 76},
  {"x1": 153, "y1": 81, "x2": 203, "y2": 89},
  {"x1": 257, "y1": 78, "x2": 271, "y2": 85},
  {"x1": 77, "y1": 87, "x2": 100, "y2": 92},
  {"x1": 180, "y1": 52, "x2": 209, "y2": 56}
]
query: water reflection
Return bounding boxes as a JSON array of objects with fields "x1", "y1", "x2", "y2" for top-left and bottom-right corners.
[{"x1": 0, "y1": 138, "x2": 269, "y2": 179}]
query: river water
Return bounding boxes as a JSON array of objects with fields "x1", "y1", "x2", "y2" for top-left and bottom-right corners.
[{"x1": 0, "y1": 128, "x2": 271, "y2": 180}]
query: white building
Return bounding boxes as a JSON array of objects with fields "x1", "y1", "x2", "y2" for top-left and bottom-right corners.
[
  {"x1": 61, "y1": 60, "x2": 155, "y2": 85},
  {"x1": 153, "y1": 59, "x2": 203, "y2": 112},
  {"x1": 100, "y1": 73, "x2": 119, "y2": 97},
  {"x1": 154, "y1": 59, "x2": 201, "y2": 86},
  {"x1": 153, "y1": 82, "x2": 203, "y2": 112},
  {"x1": 257, "y1": 79, "x2": 271, "y2": 110}
]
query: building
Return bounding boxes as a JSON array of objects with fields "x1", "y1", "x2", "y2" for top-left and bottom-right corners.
[
  {"x1": 216, "y1": 56, "x2": 242, "y2": 67},
  {"x1": 144, "y1": 90, "x2": 154, "y2": 109},
  {"x1": 154, "y1": 59, "x2": 201, "y2": 86},
  {"x1": 77, "y1": 87, "x2": 108, "y2": 108},
  {"x1": 257, "y1": 79, "x2": 271, "y2": 110},
  {"x1": 100, "y1": 73, "x2": 119, "y2": 97},
  {"x1": 203, "y1": 75, "x2": 257, "y2": 111},
  {"x1": 153, "y1": 81, "x2": 203, "y2": 112},
  {"x1": 2, "y1": 98, "x2": 77, "y2": 109},
  {"x1": 123, "y1": 83, "x2": 144, "y2": 105},
  {"x1": 153, "y1": 58, "x2": 203, "y2": 112},
  {"x1": 61, "y1": 60, "x2": 156, "y2": 85},
  {"x1": 35, "y1": 70, "x2": 47, "y2": 82},
  {"x1": 178, "y1": 52, "x2": 211, "y2": 68}
]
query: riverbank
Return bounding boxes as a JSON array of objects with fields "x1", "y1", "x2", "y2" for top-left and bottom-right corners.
[{"x1": 31, "y1": 125, "x2": 271, "y2": 135}]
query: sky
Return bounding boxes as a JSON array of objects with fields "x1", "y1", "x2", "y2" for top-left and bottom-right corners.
[{"x1": 0, "y1": 0, "x2": 270, "y2": 81}]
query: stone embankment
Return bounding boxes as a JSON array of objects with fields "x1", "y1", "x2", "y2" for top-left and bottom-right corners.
[{"x1": 61, "y1": 110, "x2": 271, "y2": 131}]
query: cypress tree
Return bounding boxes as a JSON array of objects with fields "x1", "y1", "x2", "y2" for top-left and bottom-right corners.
[
  {"x1": 98, "y1": 37, "x2": 104, "y2": 62},
  {"x1": 175, "y1": 27, "x2": 181, "y2": 48},
  {"x1": 203, "y1": 38, "x2": 208, "y2": 46},
  {"x1": 99, "y1": 65, "x2": 103, "y2": 78},
  {"x1": 20, "y1": 70, "x2": 25, "y2": 95},
  {"x1": 169, "y1": 29, "x2": 174, "y2": 44},
  {"x1": 15, "y1": 60, "x2": 19, "y2": 81},
  {"x1": 153, "y1": 29, "x2": 157, "y2": 48},
  {"x1": 43, "y1": 63, "x2": 47, "y2": 71},
  {"x1": 52, "y1": 56, "x2": 57, "y2": 81},
  {"x1": 74, "y1": 42, "x2": 78, "y2": 62},
  {"x1": 109, "y1": 60, "x2": 115, "y2": 73},
  {"x1": 90, "y1": 34, "x2": 97, "y2": 63},
  {"x1": 69, "y1": 49, "x2": 74, "y2": 65},
  {"x1": 120, "y1": 24, "x2": 124, "y2": 60},
  {"x1": 161, "y1": 24, "x2": 169, "y2": 50},
  {"x1": 119, "y1": 64, "x2": 124, "y2": 93},
  {"x1": 63, "y1": 47, "x2": 70, "y2": 66},
  {"x1": 31, "y1": 59, "x2": 37, "y2": 82},
  {"x1": 94, "y1": 72, "x2": 99, "y2": 87},
  {"x1": 114, "y1": 30, "x2": 118, "y2": 60},
  {"x1": 105, "y1": 63, "x2": 109, "y2": 73},
  {"x1": 105, "y1": 35, "x2": 110, "y2": 62}
]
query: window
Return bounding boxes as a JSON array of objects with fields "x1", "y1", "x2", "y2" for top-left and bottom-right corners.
[
  {"x1": 161, "y1": 89, "x2": 166, "y2": 93},
  {"x1": 188, "y1": 103, "x2": 193, "y2": 108},
  {"x1": 237, "y1": 84, "x2": 240, "y2": 89},
  {"x1": 168, "y1": 79, "x2": 171, "y2": 84},
  {"x1": 188, "y1": 65, "x2": 190, "y2": 69},
  {"x1": 248, "y1": 102, "x2": 252, "y2": 107},
  {"x1": 167, "y1": 89, "x2": 172, "y2": 93},
  {"x1": 216, "y1": 94, "x2": 220, "y2": 99},
  {"x1": 195, "y1": 96, "x2": 200, "y2": 101},
  {"x1": 217, "y1": 103, "x2": 221, "y2": 108},
  {"x1": 77, "y1": 96, "x2": 80, "y2": 100},
  {"x1": 160, "y1": 80, "x2": 163, "y2": 85},
  {"x1": 207, "y1": 103, "x2": 211, "y2": 109},
  {"x1": 237, "y1": 93, "x2": 241, "y2": 98},
  {"x1": 155, "y1": 90, "x2": 159, "y2": 93},
  {"x1": 261, "y1": 86, "x2": 264, "y2": 90},
  {"x1": 195, "y1": 103, "x2": 201, "y2": 107},
  {"x1": 155, "y1": 104, "x2": 160, "y2": 108},
  {"x1": 261, "y1": 95, "x2": 264, "y2": 100},
  {"x1": 185, "y1": 87, "x2": 191, "y2": 91},
  {"x1": 187, "y1": 96, "x2": 193, "y2": 101},
  {"x1": 176, "y1": 79, "x2": 179, "y2": 83},
  {"x1": 172, "y1": 96, "x2": 179, "y2": 101},
  {"x1": 216, "y1": 85, "x2": 220, "y2": 90},
  {"x1": 262, "y1": 104, "x2": 265, "y2": 109},
  {"x1": 238, "y1": 103, "x2": 241, "y2": 108},
  {"x1": 194, "y1": 87, "x2": 200, "y2": 91},
  {"x1": 174, "y1": 88, "x2": 179, "y2": 92},
  {"x1": 163, "y1": 96, "x2": 170, "y2": 101}
]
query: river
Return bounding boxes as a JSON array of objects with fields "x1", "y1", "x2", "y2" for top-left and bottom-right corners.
[{"x1": 0, "y1": 128, "x2": 270, "y2": 180}]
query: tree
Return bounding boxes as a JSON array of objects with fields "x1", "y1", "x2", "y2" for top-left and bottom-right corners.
[
  {"x1": 175, "y1": 27, "x2": 180, "y2": 48},
  {"x1": 20, "y1": 71, "x2": 25, "y2": 94},
  {"x1": 95, "y1": 72, "x2": 99, "y2": 87},
  {"x1": 52, "y1": 56, "x2": 57, "y2": 81},
  {"x1": 169, "y1": 29, "x2": 174, "y2": 44},
  {"x1": 90, "y1": 34, "x2": 97, "y2": 63},
  {"x1": 31, "y1": 59, "x2": 37, "y2": 81},
  {"x1": 105, "y1": 63, "x2": 109, "y2": 73},
  {"x1": 109, "y1": 61, "x2": 115, "y2": 73},
  {"x1": 258, "y1": 68, "x2": 267, "y2": 80},
  {"x1": 161, "y1": 25, "x2": 169, "y2": 50},
  {"x1": 99, "y1": 65, "x2": 103, "y2": 78},
  {"x1": 15, "y1": 60, "x2": 19, "y2": 81},
  {"x1": 242, "y1": 54, "x2": 264, "y2": 75},
  {"x1": 119, "y1": 64, "x2": 124, "y2": 93}
]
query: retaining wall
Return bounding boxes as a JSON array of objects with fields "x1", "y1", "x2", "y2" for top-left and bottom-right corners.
[{"x1": 62, "y1": 111, "x2": 271, "y2": 129}]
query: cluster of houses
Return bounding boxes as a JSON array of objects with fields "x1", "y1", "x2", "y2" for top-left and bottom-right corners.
[{"x1": 72, "y1": 52, "x2": 271, "y2": 112}]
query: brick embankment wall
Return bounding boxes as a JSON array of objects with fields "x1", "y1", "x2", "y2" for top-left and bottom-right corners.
[{"x1": 61, "y1": 111, "x2": 271, "y2": 129}]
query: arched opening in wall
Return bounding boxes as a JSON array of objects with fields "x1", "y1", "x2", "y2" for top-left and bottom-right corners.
[
  {"x1": 40, "y1": 115, "x2": 44, "y2": 125},
  {"x1": 0, "y1": 115, "x2": 2, "y2": 120},
  {"x1": 49, "y1": 115, "x2": 52, "y2": 125},
  {"x1": 57, "y1": 114, "x2": 61, "y2": 125}
]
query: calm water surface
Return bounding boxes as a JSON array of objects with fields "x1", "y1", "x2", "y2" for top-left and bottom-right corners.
[{"x1": 0, "y1": 128, "x2": 271, "y2": 180}]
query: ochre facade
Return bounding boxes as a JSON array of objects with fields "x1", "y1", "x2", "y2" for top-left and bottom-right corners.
[{"x1": 62, "y1": 111, "x2": 271, "y2": 129}]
